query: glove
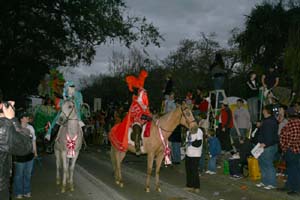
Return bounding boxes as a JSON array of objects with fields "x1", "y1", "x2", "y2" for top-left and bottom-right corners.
[{"x1": 141, "y1": 114, "x2": 152, "y2": 121}]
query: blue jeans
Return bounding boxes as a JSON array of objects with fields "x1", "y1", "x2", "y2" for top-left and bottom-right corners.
[
  {"x1": 208, "y1": 156, "x2": 217, "y2": 172},
  {"x1": 284, "y1": 149, "x2": 300, "y2": 192},
  {"x1": 171, "y1": 142, "x2": 181, "y2": 163},
  {"x1": 14, "y1": 159, "x2": 34, "y2": 196},
  {"x1": 247, "y1": 97, "x2": 258, "y2": 124},
  {"x1": 258, "y1": 144, "x2": 278, "y2": 186},
  {"x1": 199, "y1": 146, "x2": 207, "y2": 173}
]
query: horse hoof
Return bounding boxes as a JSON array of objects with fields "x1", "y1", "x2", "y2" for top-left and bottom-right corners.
[
  {"x1": 70, "y1": 186, "x2": 74, "y2": 192},
  {"x1": 61, "y1": 187, "x2": 66, "y2": 193},
  {"x1": 156, "y1": 188, "x2": 162, "y2": 193},
  {"x1": 119, "y1": 182, "x2": 124, "y2": 188},
  {"x1": 116, "y1": 181, "x2": 120, "y2": 185},
  {"x1": 56, "y1": 180, "x2": 60, "y2": 185},
  {"x1": 145, "y1": 187, "x2": 150, "y2": 193}
]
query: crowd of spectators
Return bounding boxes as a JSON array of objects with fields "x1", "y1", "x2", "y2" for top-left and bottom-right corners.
[{"x1": 1, "y1": 57, "x2": 300, "y2": 198}]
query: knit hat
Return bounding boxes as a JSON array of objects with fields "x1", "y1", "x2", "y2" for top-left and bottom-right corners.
[{"x1": 220, "y1": 98, "x2": 229, "y2": 105}]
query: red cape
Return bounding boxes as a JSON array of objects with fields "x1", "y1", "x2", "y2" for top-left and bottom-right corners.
[{"x1": 109, "y1": 112, "x2": 131, "y2": 152}]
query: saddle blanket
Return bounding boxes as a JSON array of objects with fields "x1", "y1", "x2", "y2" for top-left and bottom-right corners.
[{"x1": 128, "y1": 122, "x2": 151, "y2": 153}]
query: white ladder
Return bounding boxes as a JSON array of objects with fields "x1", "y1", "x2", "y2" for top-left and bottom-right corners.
[{"x1": 206, "y1": 89, "x2": 227, "y2": 130}]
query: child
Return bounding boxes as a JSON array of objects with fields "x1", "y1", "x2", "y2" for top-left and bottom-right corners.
[
  {"x1": 236, "y1": 137, "x2": 252, "y2": 175},
  {"x1": 206, "y1": 130, "x2": 221, "y2": 175}
]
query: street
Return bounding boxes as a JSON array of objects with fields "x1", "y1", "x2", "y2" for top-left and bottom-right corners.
[{"x1": 26, "y1": 146, "x2": 298, "y2": 200}]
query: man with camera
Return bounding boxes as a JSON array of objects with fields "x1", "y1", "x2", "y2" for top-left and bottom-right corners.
[{"x1": 0, "y1": 90, "x2": 33, "y2": 200}]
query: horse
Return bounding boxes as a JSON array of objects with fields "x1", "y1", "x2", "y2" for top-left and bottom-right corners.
[
  {"x1": 110, "y1": 103, "x2": 198, "y2": 192},
  {"x1": 54, "y1": 99, "x2": 83, "y2": 193}
]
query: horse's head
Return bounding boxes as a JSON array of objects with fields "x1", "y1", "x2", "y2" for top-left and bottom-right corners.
[
  {"x1": 57, "y1": 100, "x2": 77, "y2": 125},
  {"x1": 179, "y1": 102, "x2": 198, "y2": 134}
]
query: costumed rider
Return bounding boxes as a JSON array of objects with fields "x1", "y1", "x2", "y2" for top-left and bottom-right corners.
[
  {"x1": 45, "y1": 81, "x2": 84, "y2": 142},
  {"x1": 127, "y1": 70, "x2": 152, "y2": 155},
  {"x1": 109, "y1": 70, "x2": 152, "y2": 156}
]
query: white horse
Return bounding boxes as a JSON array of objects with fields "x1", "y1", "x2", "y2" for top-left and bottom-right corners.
[{"x1": 54, "y1": 99, "x2": 83, "y2": 193}]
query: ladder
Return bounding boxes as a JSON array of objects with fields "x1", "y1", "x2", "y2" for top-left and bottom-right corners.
[{"x1": 206, "y1": 89, "x2": 227, "y2": 130}]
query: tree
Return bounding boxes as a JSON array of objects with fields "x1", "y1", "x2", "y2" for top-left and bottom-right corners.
[
  {"x1": 235, "y1": 2, "x2": 288, "y2": 69},
  {"x1": 284, "y1": 24, "x2": 300, "y2": 95},
  {"x1": 162, "y1": 33, "x2": 221, "y2": 96},
  {"x1": 0, "y1": 0, "x2": 163, "y2": 99}
]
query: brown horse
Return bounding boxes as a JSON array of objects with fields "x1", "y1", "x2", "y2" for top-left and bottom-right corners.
[{"x1": 110, "y1": 103, "x2": 198, "y2": 192}]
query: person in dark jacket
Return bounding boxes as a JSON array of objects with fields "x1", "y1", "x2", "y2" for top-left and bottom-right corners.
[
  {"x1": 246, "y1": 71, "x2": 259, "y2": 124},
  {"x1": 0, "y1": 98, "x2": 33, "y2": 200},
  {"x1": 256, "y1": 104, "x2": 279, "y2": 190},
  {"x1": 169, "y1": 125, "x2": 182, "y2": 164},
  {"x1": 210, "y1": 53, "x2": 226, "y2": 90},
  {"x1": 163, "y1": 74, "x2": 173, "y2": 99}
]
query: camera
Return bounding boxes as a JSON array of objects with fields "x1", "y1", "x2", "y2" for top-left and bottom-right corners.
[
  {"x1": 3, "y1": 101, "x2": 10, "y2": 108},
  {"x1": 0, "y1": 101, "x2": 11, "y2": 113},
  {"x1": 272, "y1": 104, "x2": 280, "y2": 118}
]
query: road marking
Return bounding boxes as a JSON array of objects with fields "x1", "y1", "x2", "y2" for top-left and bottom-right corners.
[
  {"x1": 75, "y1": 164, "x2": 128, "y2": 200},
  {"x1": 82, "y1": 152, "x2": 207, "y2": 200}
]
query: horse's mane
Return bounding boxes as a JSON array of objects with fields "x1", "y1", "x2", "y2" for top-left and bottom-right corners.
[{"x1": 158, "y1": 105, "x2": 181, "y2": 122}]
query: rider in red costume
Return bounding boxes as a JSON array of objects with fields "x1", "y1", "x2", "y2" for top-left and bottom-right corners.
[{"x1": 109, "y1": 70, "x2": 152, "y2": 152}]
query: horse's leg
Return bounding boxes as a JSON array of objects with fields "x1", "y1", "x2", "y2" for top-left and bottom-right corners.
[
  {"x1": 61, "y1": 151, "x2": 67, "y2": 193},
  {"x1": 117, "y1": 152, "x2": 126, "y2": 188},
  {"x1": 110, "y1": 146, "x2": 116, "y2": 172},
  {"x1": 69, "y1": 153, "x2": 79, "y2": 192},
  {"x1": 145, "y1": 153, "x2": 155, "y2": 192},
  {"x1": 155, "y1": 151, "x2": 164, "y2": 192},
  {"x1": 110, "y1": 147, "x2": 119, "y2": 183},
  {"x1": 55, "y1": 149, "x2": 61, "y2": 185}
]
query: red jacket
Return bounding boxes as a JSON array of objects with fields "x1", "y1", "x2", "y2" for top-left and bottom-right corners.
[
  {"x1": 218, "y1": 108, "x2": 233, "y2": 128},
  {"x1": 198, "y1": 100, "x2": 209, "y2": 113}
]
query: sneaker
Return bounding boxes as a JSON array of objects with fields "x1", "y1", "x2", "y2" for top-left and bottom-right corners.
[
  {"x1": 183, "y1": 187, "x2": 194, "y2": 192},
  {"x1": 209, "y1": 171, "x2": 216, "y2": 175},
  {"x1": 256, "y1": 182, "x2": 265, "y2": 188},
  {"x1": 205, "y1": 170, "x2": 211, "y2": 174},
  {"x1": 15, "y1": 195, "x2": 23, "y2": 199},
  {"x1": 233, "y1": 175, "x2": 242, "y2": 179},
  {"x1": 23, "y1": 193, "x2": 32, "y2": 198},
  {"x1": 193, "y1": 188, "x2": 200, "y2": 193},
  {"x1": 264, "y1": 185, "x2": 276, "y2": 190}
]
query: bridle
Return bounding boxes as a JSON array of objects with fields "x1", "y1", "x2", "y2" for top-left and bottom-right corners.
[
  {"x1": 60, "y1": 100, "x2": 78, "y2": 124},
  {"x1": 158, "y1": 105, "x2": 197, "y2": 133},
  {"x1": 179, "y1": 106, "x2": 197, "y2": 127}
]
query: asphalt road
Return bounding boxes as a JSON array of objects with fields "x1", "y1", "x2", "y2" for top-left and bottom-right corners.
[{"x1": 24, "y1": 145, "x2": 298, "y2": 200}]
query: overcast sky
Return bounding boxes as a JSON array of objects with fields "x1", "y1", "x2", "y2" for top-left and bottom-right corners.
[{"x1": 63, "y1": 0, "x2": 263, "y2": 88}]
